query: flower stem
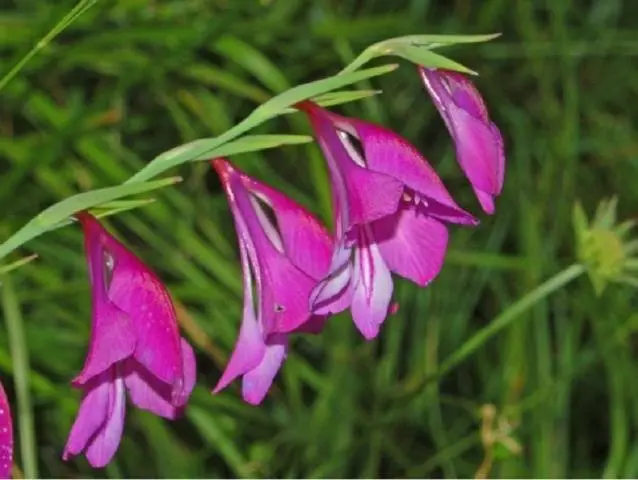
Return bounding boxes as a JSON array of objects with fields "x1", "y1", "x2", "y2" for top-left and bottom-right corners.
[
  {"x1": 399, "y1": 263, "x2": 586, "y2": 398},
  {"x1": 1, "y1": 276, "x2": 38, "y2": 479}
]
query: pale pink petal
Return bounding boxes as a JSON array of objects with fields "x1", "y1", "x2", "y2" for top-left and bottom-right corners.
[
  {"x1": 213, "y1": 241, "x2": 266, "y2": 394},
  {"x1": 74, "y1": 214, "x2": 135, "y2": 385},
  {"x1": 244, "y1": 175, "x2": 333, "y2": 280},
  {"x1": 124, "y1": 338, "x2": 195, "y2": 419},
  {"x1": 298, "y1": 102, "x2": 404, "y2": 226},
  {"x1": 242, "y1": 334, "x2": 288, "y2": 405},
  {"x1": 106, "y1": 237, "x2": 183, "y2": 391},
  {"x1": 372, "y1": 209, "x2": 449, "y2": 287},
  {"x1": 309, "y1": 241, "x2": 353, "y2": 315},
  {"x1": 63, "y1": 368, "x2": 114, "y2": 464},
  {"x1": 85, "y1": 372, "x2": 126, "y2": 468},
  {"x1": 350, "y1": 228, "x2": 394, "y2": 340},
  {"x1": 0, "y1": 383, "x2": 12, "y2": 479}
]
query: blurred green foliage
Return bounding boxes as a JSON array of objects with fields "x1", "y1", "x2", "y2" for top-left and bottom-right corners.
[{"x1": 1, "y1": 0, "x2": 638, "y2": 478}]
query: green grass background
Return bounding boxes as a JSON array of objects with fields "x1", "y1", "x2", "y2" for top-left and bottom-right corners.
[{"x1": 1, "y1": 0, "x2": 638, "y2": 478}]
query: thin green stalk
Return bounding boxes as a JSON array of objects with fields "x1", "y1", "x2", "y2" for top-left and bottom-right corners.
[
  {"x1": 437, "y1": 263, "x2": 585, "y2": 380},
  {"x1": 1, "y1": 276, "x2": 38, "y2": 479},
  {"x1": 398, "y1": 263, "x2": 586, "y2": 398},
  {"x1": 0, "y1": 0, "x2": 99, "y2": 92}
]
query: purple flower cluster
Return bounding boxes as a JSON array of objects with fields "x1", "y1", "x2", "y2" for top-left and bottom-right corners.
[{"x1": 5, "y1": 67, "x2": 503, "y2": 470}]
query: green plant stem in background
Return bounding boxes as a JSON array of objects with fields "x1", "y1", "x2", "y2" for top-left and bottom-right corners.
[
  {"x1": 439, "y1": 263, "x2": 586, "y2": 377},
  {"x1": 400, "y1": 263, "x2": 587, "y2": 397},
  {"x1": 1, "y1": 276, "x2": 38, "y2": 479},
  {"x1": 0, "y1": 0, "x2": 98, "y2": 93}
]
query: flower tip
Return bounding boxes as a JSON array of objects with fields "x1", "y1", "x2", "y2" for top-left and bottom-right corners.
[
  {"x1": 73, "y1": 211, "x2": 94, "y2": 224},
  {"x1": 210, "y1": 157, "x2": 235, "y2": 185},
  {"x1": 294, "y1": 99, "x2": 319, "y2": 113}
]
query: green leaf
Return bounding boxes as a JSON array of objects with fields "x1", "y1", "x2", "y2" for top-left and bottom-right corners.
[
  {"x1": 308, "y1": 89, "x2": 383, "y2": 108},
  {"x1": 204, "y1": 134, "x2": 313, "y2": 159},
  {"x1": 382, "y1": 44, "x2": 477, "y2": 75},
  {"x1": 188, "y1": 406, "x2": 251, "y2": 478},
  {"x1": 0, "y1": 253, "x2": 38, "y2": 275},
  {"x1": 340, "y1": 33, "x2": 497, "y2": 74},
  {"x1": 128, "y1": 64, "x2": 397, "y2": 183},
  {"x1": 213, "y1": 35, "x2": 290, "y2": 93},
  {"x1": 0, "y1": 176, "x2": 180, "y2": 260},
  {"x1": 385, "y1": 33, "x2": 501, "y2": 49},
  {"x1": 246, "y1": 63, "x2": 398, "y2": 124}
]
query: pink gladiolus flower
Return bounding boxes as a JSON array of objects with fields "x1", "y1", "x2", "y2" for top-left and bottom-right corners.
[
  {"x1": 297, "y1": 101, "x2": 477, "y2": 340},
  {"x1": 0, "y1": 382, "x2": 12, "y2": 479},
  {"x1": 211, "y1": 158, "x2": 332, "y2": 405},
  {"x1": 63, "y1": 212, "x2": 196, "y2": 468},
  {"x1": 419, "y1": 68, "x2": 505, "y2": 214}
]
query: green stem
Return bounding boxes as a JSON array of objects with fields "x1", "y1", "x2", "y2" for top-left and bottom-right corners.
[
  {"x1": 399, "y1": 263, "x2": 586, "y2": 398},
  {"x1": 0, "y1": 0, "x2": 98, "y2": 93},
  {"x1": 1, "y1": 276, "x2": 38, "y2": 479}
]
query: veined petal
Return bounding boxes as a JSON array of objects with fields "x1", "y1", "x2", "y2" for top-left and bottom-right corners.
[
  {"x1": 213, "y1": 240, "x2": 266, "y2": 394},
  {"x1": 297, "y1": 101, "x2": 403, "y2": 226},
  {"x1": 244, "y1": 175, "x2": 332, "y2": 280},
  {"x1": 106, "y1": 235, "x2": 183, "y2": 391},
  {"x1": 420, "y1": 68, "x2": 505, "y2": 214},
  {"x1": 372, "y1": 209, "x2": 449, "y2": 287},
  {"x1": 85, "y1": 370, "x2": 126, "y2": 468},
  {"x1": 340, "y1": 117, "x2": 476, "y2": 225},
  {"x1": 74, "y1": 214, "x2": 135, "y2": 385},
  {"x1": 351, "y1": 227, "x2": 394, "y2": 340},
  {"x1": 213, "y1": 159, "x2": 317, "y2": 335},
  {"x1": 242, "y1": 334, "x2": 288, "y2": 405},
  {"x1": 124, "y1": 338, "x2": 196, "y2": 419},
  {"x1": 63, "y1": 367, "x2": 125, "y2": 468},
  {"x1": 0, "y1": 383, "x2": 12, "y2": 480},
  {"x1": 309, "y1": 241, "x2": 353, "y2": 315}
]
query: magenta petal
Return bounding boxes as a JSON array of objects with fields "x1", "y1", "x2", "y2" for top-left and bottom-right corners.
[
  {"x1": 124, "y1": 339, "x2": 194, "y2": 419},
  {"x1": 266, "y1": 249, "x2": 322, "y2": 333},
  {"x1": 350, "y1": 229, "x2": 394, "y2": 340},
  {"x1": 74, "y1": 214, "x2": 135, "y2": 385},
  {"x1": 300, "y1": 102, "x2": 403, "y2": 226},
  {"x1": 72, "y1": 301, "x2": 135, "y2": 386},
  {"x1": 420, "y1": 68, "x2": 505, "y2": 214},
  {"x1": 242, "y1": 334, "x2": 288, "y2": 405},
  {"x1": 372, "y1": 209, "x2": 449, "y2": 287},
  {"x1": 345, "y1": 118, "x2": 476, "y2": 226},
  {"x1": 213, "y1": 242, "x2": 266, "y2": 394},
  {"x1": 172, "y1": 337, "x2": 197, "y2": 407},
  {"x1": 0, "y1": 383, "x2": 12, "y2": 479},
  {"x1": 246, "y1": 177, "x2": 333, "y2": 280},
  {"x1": 85, "y1": 372, "x2": 126, "y2": 468},
  {"x1": 106, "y1": 238, "x2": 183, "y2": 389},
  {"x1": 295, "y1": 314, "x2": 329, "y2": 334},
  {"x1": 64, "y1": 370, "x2": 111, "y2": 462}
]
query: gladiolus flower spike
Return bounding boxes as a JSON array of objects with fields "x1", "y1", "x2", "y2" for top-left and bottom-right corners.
[
  {"x1": 297, "y1": 100, "x2": 478, "y2": 340},
  {"x1": 211, "y1": 158, "x2": 333, "y2": 405},
  {"x1": 64, "y1": 213, "x2": 196, "y2": 468}
]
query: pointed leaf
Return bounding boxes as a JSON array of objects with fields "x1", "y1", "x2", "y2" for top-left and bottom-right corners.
[{"x1": 0, "y1": 176, "x2": 181, "y2": 260}]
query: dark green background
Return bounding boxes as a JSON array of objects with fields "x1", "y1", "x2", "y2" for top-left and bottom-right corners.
[{"x1": 1, "y1": 0, "x2": 638, "y2": 478}]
